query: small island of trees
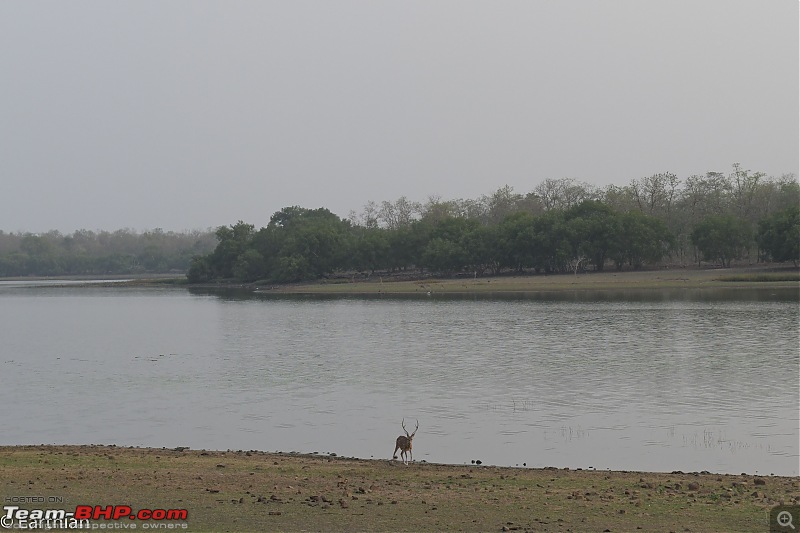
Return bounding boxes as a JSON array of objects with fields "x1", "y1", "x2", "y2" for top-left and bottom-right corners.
[{"x1": 188, "y1": 165, "x2": 799, "y2": 284}]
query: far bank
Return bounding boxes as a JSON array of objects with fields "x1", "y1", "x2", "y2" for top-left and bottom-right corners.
[{"x1": 252, "y1": 265, "x2": 800, "y2": 295}]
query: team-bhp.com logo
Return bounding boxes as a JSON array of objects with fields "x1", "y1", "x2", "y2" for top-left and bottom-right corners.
[{"x1": 2, "y1": 505, "x2": 188, "y2": 529}]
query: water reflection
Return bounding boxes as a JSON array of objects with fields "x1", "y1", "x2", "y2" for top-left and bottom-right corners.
[{"x1": 190, "y1": 285, "x2": 800, "y2": 303}]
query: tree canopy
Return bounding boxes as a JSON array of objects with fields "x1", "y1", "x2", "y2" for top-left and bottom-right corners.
[
  {"x1": 0, "y1": 228, "x2": 216, "y2": 277},
  {"x1": 187, "y1": 166, "x2": 797, "y2": 283},
  {"x1": 3, "y1": 164, "x2": 796, "y2": 280}
]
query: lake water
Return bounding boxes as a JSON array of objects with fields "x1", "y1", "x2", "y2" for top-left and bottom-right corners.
[{"x1": 1, "y1": 283, "x2": 797, "y2": 476}]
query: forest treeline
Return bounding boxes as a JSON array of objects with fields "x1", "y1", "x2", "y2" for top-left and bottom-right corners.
[
  {"x1": 188, "y1": 165, "x2": 800, "y2": 283},
  {"x1": 0, "y1": 228, "x2": 217, "y2": 277}
]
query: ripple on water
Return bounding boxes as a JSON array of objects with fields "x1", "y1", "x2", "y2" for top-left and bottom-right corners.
[{"x1": 0, "y1": 287, "x2": 796, "y2": 475}]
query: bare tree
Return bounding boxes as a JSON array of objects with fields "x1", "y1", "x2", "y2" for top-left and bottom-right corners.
[
  {"x1": 534, "y1": 178, "x2": 595, "y2": 211},
  {"x1": 729, "y1": 163, "x2": 764, "y2": 221},
  {"x1": 378, "y1": 196, "x2": 420, "y2": 229},
  {"x1": 484, "y1": 185, "x2": 524, "y2": 224},
  {"x1": 629, "y1": 172, "x2": 681, "y2": 216},
  {"x1": 349, "y1": 200, "x2": 380, "y2": 228}
]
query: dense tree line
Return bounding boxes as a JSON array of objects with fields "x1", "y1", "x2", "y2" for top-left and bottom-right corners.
[
  {"x1": 188, "y1": 166, "x2": 799, "y2": 283},
  {"x1": 0, "y1": 229, "x2": 217, "y2": 277}
]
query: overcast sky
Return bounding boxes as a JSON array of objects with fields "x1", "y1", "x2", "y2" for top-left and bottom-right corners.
[{"x1": 1, "y1": 1, "x2": 797, "y2": 233}]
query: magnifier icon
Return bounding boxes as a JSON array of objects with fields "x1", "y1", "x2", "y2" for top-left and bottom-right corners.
[{"x1": 778, "y1": 511, "x2": 796, "y2": 529}]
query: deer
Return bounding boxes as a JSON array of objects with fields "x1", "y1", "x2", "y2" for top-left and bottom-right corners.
[{"x1": 393, "y1": 418, "x2": 418, "y2": 465}]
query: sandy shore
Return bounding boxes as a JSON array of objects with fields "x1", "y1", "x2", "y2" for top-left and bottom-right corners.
[
  {"x1": 1, "y1": 445, "x2": 797, "y2": 532},
  {"x1": 260, "y1": 265, "x2": 799, "y2": 295}
]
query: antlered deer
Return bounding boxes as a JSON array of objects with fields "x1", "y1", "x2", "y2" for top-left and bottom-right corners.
[{"x1": 393, "y1": 419, "x2": 418, "y2": 465}]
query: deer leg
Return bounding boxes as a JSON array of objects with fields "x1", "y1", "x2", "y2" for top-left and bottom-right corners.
[{"x1": 393, "y1": 445, "x2": 400, "y2": 460}]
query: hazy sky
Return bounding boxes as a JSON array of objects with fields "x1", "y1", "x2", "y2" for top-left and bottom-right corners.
[{"x1": 1, "y1": 1, "x2": 797, "y2": 233}]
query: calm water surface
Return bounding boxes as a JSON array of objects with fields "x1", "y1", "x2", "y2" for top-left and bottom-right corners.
[{"x1": 1, "y1": 284, "x2": 797, "y2": 475}]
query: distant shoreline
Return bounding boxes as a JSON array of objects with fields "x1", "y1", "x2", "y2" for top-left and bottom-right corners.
[{"x1": 256, "y1": 264, "x2": 800, "y2": 295}]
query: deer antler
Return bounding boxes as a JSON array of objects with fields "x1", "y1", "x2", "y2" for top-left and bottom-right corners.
[{"x1": 401, "y1": 418, "x2": 419, "y2": 437}]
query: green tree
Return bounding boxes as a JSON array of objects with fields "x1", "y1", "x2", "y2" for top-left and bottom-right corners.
[
  {"x1": 757, "y1": 206, "x2": 800, "y2": 265},
  {"x1": 273, "y1": 254, "x2": 312, "y2": 282},
  {"x1": 563, "y1": 201, "x2": 619, "y2": 271},
  {"x1": 460, "y1": 224, "x2": 498, "y2": 275},
  {"x1": 496, "y1": 212, "x2": 539, "y2": 272},
  {"x1": 610, "y1": 211, "x2": 673, "y2": 269},
  {"x1": 232, "y1": 249, "x2": 266, "y2": 281},
  {"x1": 254, "y1": 207, "x2": 352, "y2": 281},
  {"x1": 207, "y1": 221, "x2": 255, "y2": 279},
  {"x1": 349, "y1": 227, "x2": 390, "y2": 273},
  {"x1": 186, "y1": 256, "x2": 212, "y2": 283},
  {"x1": 690, "y1": 215, "x2": 752, "y2": 267},
  {"x1": 384, "y1": 225, "x2": 416, "y2": 271},
  {"x1": 416, "y1": 216, "x2": 480, "y2": 274},
  {"x1": 421, "y1": 237, "x2": 465, "y2": 274}
]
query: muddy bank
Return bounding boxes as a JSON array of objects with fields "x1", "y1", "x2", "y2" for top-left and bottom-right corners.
[{"x1": 1, "y1": 445, "x2": 797, "y2": 532}]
